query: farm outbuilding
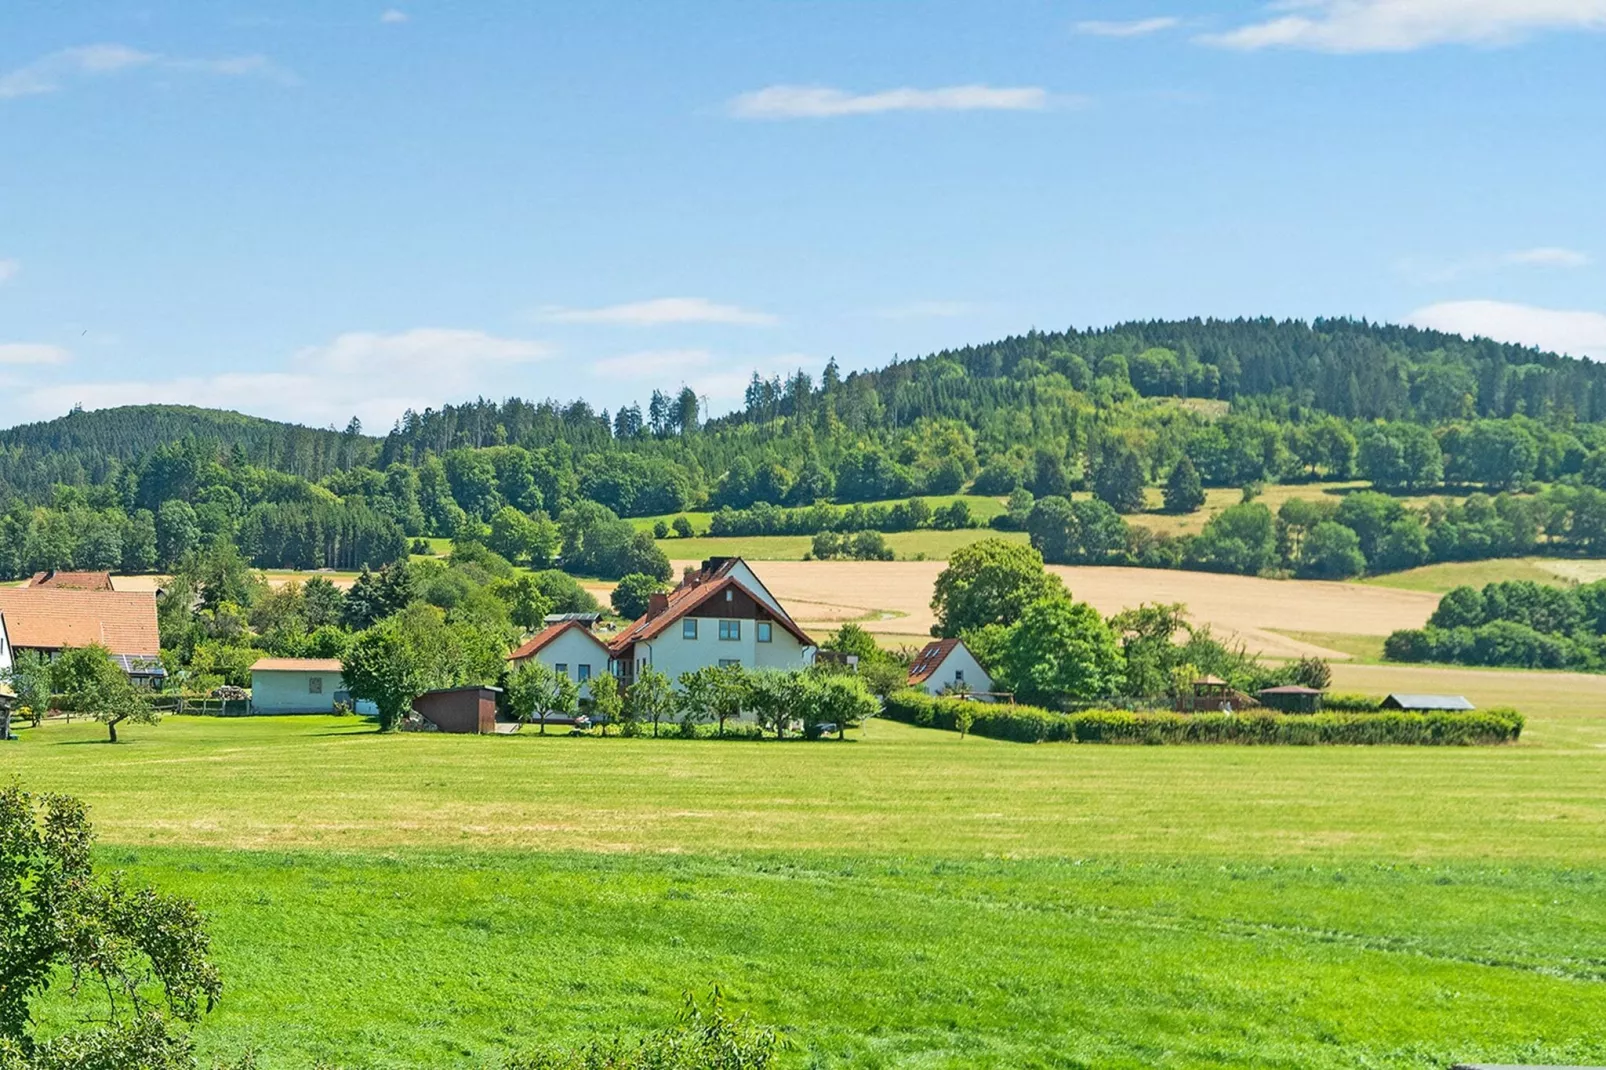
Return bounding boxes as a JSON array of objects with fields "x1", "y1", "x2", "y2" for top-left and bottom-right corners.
[
  {"x1": 1381, "y1": 694, "x2": 1475, "y2": 711},
  {"x1": 413, "y1": 686, "x2": 501, "y2": 734},
  {"x1": 249, "y1": 658, "x2": 347, "y2": 714},
  {"x1": 1257, "y1": 685, "x2": 1323, "y2": 713}
]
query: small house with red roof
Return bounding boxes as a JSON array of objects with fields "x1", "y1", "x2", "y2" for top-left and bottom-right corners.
[
  {"x1": 507, "y1": 617, "x2": 614, "y2": 698},
  {"x1": 608, "y1": 557, "x2": 815, "y2": 685},
  {"x1": 908, "y1": 638, "x2": 993, "y2": 699}
]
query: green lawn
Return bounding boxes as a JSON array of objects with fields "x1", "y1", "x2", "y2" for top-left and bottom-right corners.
[{"x1": 8, "y1": 702, "x2": 1606, "y2": 1068}]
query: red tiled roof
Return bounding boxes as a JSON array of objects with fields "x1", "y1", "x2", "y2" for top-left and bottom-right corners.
[
  {"x1": 28, "y1": 570, "x2": 115, "y2": 591},
  {"x1": 0, "y1": 588, "x2": 159, "y2": 657},
  {"x1": 508, "y1": 619, "x2": 611, "y2": 661},
  {"x1": 607, "y1": 573, "x2": 814, "y2": 655},
  {"x1": 250, "y1": 658, "x2": 344, "y2": 673},
  {"x1": 908, "y1": 639, "x2": 960, "y2": 686}
]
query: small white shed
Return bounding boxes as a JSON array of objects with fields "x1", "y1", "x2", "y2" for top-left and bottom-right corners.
[{"x1": 250, "y1": 657, "x2": 346, "y2": 714}]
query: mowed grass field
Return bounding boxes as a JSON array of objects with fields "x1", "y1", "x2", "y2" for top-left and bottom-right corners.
[{"x1": 10, "y1": 660, "x2": 1606, "y2": 1070}]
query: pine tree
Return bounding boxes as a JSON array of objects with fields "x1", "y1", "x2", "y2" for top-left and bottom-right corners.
[{"x1": 1163, "y1": 456, "x2": 1206, "y2": 514}]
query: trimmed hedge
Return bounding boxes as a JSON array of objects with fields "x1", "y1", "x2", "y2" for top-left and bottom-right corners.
[{"x1": 882, "y1": 691, "x2": 1523, "y2": 746}]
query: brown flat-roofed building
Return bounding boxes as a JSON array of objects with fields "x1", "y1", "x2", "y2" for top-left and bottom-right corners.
[{"x1": 412, "y1": 686, "x2": 500, "y2": 734}]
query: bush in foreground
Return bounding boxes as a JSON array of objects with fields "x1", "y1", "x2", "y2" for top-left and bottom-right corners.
[{"x1": 881, "y1": 691, "x2": 1523, "y2": 746}]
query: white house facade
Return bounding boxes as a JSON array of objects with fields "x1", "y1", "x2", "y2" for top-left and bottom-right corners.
[
  {"x1": 507, "y1": 619, "x2": 613, "y2": 699},
  {"x1": 608, "y1": 557, "x2": 816, "y2": 683},
  {"x1": 908, "y1": 639, "x2": 994, "y2": 699}
]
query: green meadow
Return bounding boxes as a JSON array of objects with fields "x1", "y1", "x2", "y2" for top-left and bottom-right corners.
[{"x1": 9, "y1": 686, "x2": 1606, "y2": 1069}]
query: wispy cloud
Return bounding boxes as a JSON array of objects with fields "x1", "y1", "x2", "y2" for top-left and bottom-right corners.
[
  {"x1": 1409, "y1": 300, "x2": 1606, "y2": 361},
  {"x1": 537, "y1": 297, "x2": 778, "y2": 327},
  {"x1": 875, "y1": 301, "x2": 980, "y2": 320},
  {"x1": 380, "y1": 9, "x2": 409, "y2": 24},
  {"x1": 1398, "y1": 246, "x2": 1592, "y2": 283},
  {"x1": 729, "y1": 84, "x2": 1060, "y2": 119},
  {"x1": 0, "y1": 42, "x2": 294, "y2": 100},
  {"x1": 0, "y1": 259, "x2": 19, "y2": 285},
  {"x1": 1075, "y1": 16, "x2": 1181, "y2": 37},
  {"x1": 0, "y1": 343, "x2": 72, "y2": 365},
  {"x1": 12, "y1": 328, "x2": 550, "y2": 429},
  {"x1": 1202, "y1": 0, "x2": 1606, "y2": 53},
  {"x1": 594, "y1": 349, "x2": 714, "y2": 378}
]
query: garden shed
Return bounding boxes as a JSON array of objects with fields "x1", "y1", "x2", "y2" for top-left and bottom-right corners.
[
  {"x1": 1381, "y1": 694, "x2": 1475, "y2": 711},
  {"x1": 1257, "y1": 685, "x2": 1323, "y2": 713},
  {"x1": 250, "y1": 658, "x2": 346, "y2": 714},
  {"x1": 413, "y1": 685, "x2": 501, "y2": 734}
]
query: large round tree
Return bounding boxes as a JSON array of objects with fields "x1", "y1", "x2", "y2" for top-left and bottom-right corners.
[{"x1": 930, "y1": 538, "x2": 1064, "y2": 638}]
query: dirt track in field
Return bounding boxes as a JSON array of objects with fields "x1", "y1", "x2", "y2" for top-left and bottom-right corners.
[{"x1": 707, "y1": 561, "x2": 1440, "y2": 660}]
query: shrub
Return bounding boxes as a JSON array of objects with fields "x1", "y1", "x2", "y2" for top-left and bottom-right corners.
[{"x1": 879, "y1": 691, "x2": 1522, "y2": 746}]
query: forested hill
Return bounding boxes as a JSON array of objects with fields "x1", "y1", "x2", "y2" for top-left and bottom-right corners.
[
  {"x1": 0, "y1": 404, "x2": 371, "y2": 498},
  {"x1": 827, "y1": 316, "x2": 1606, "y2": 427},
  {"x1": 6, "y1": 315, "x2": 1606, "y2": 586}
]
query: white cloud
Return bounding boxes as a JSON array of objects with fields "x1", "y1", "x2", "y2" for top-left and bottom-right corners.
[
  {"x1": 0, "y1": 43, "x2": 293, "y2": 100},
  {"x1": 1075, "y1": 16, "x2": 1181, "y2": 37},
  {"x1": 380, "y1": 9, "x2": 409, "y2": 23},
  {"x1": 1399, "y1": 246, "x2": 1593, "y2": 283},
  {"x1": 1408, "y1": 300, "x2": 1606, "y2": 360},
  {"x1": 1504, "y1": 246, "x2": 1591, "y2": 268},
  {"x1": 12, "y1": 328, "x2": 551, "y2": 429},
  {"x1": 593, "y1": 349, "x2": 714, "y2": 378},
  {"x1": 729, "y1": 84, "x2": 1058, "y2": 119},
  {"x1": 1202, "y1": 0, "x2": 1606, "y2": 53},
  {"x1": 538, "y1": 297, "x2": 778, "y2": 326},
  {"x1": 875, "y1": 300, "x2": 979, "y2": 320},
  {"x1": 0, "y1": 259, "x2": 19, "y2": 285},
  {"x1": 0, "y1": 343, "x2": 72, "y2": 365}
]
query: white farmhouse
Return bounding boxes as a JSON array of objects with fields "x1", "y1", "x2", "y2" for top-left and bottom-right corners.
[
  {"x1": 908, "y1": 638, "x2": 994, "y2": 699},
  {"x1": 507, "y1": 617, "x2": 614, "y2": 699},
  {"x1": 606, "y1": 557, "x2": 816, "y2": 683}
]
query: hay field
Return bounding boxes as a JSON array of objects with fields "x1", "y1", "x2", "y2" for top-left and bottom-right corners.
[
  {"x1": 726, "y1": 560, "x2": 1438, "y2": 659},
  {"x1": 1364, "y1": 556, "x2": 1606, "y2": 593}
]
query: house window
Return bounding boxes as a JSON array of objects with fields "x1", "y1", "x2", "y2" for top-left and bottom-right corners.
[
  {"x1": 578, "y1": 664, "x2": 591, "y2": 682},
  {"x1": 555, "y1": 663, "x2": 568, "y2": 677},
  {"x1": 757, "y1": 622, "x2": 772, "y2": 643},
  {"x1": 308, "y1": 677, "x2": 323, "y2": 695},
  {"x1": 954, "y1": 669, "x2": 965, "y2": 683},
  {"x1": 683, "y1": 619, "x2": 698, "y2": 639},
  {"x1": 725, "y1": 590, "x2": 734, "y2": 602},
  {"x1": 719, "y1": 658, "x2": 741, "y2": 668},
  {"x1": 719, "y1": 620, "x2": 741, "y2": 641}
]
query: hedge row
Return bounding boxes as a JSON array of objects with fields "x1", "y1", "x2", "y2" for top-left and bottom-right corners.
[{"x1": 882, "y1": 691, "x2": 1524, "y2": 746}]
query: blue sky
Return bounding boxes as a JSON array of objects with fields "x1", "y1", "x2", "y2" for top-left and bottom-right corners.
[{"x1": 1, "y1": 1, "x2": 1603, "y2": 431}]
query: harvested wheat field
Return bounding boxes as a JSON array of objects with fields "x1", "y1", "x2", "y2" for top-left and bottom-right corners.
[{"x1": 706, "y1": 560, "x2": 1439, "y2": 660}]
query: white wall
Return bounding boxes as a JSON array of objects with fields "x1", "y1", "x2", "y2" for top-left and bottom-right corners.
[
  {"x1": 630, "y1": 614, "x2": 813, "y2": 683},
  {"x1": 0, "y1": 613, "x2": 12, "y2": 676},
  {"x1": 522, "y1": 627, "x2": 611, "y2": 698},
  {"x1": 917, "y1": 644, "x2": 993, "y2": 699}
]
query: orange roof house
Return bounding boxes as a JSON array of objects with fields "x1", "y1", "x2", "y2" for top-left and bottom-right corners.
[
  {"x1": 0, "y1": 587, "x2": 159, "y2": 658},
  {"x1": 27, "y1": 570, "x2": 116, "y2": 591},
  {"x1": 907, "y1": 638, "x2": 994, "y2": 699}
]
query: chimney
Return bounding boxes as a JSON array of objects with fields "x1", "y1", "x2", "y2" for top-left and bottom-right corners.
[{"x1": 647, "y1": 593, "x2": 669, "y2": 617}]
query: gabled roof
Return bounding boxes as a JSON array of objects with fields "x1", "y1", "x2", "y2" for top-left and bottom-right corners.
[
  {"x1": 1383, "y1": 693, "x2": 1475, "y2": 711},
  {"x1": 251, "y1": 657, "x2": 344, "y2": 673},
  {"x1": 508, "y1": 618, "x2": 612, "y2": 661},
  {"x1": 608, "y1": 559, "x2": 814, "y2": 654},
  {"x1": 908, "y1": 639, "x2": 961, "y2": 686},
  {"x1": 1257, "y1": 685, "x2": 1323, "y2": 695},
  {"x1": 0, "y1": 588, "x2": 159, "y2": 657},
  {"x1": 28, "y1": 570, "x2": 115, "y2": 591}
]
